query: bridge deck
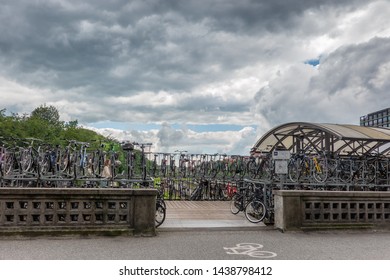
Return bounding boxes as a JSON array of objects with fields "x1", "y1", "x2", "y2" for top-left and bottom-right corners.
[{"x1": 160, "y1": 200, "x2": 266, "y2": 230}]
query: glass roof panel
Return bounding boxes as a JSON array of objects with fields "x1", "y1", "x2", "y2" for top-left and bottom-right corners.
[{"x1": 252, "y1": 122, "x2": 390, "y2": 156}]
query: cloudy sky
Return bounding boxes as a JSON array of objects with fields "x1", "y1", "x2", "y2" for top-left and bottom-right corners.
[{"x1": 1, "y1": 0, "x2": 390, "y2": 154}]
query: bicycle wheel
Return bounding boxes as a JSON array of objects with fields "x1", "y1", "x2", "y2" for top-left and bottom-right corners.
[
  {"x1": 245, "y1": 200, "x2": 266, "y2": 223},
  {"x1": 39, "y1": 155, "x2": 50, "y2": 175},
  {"x1": 159, "y1": 199, "x2": 167, "y2": 209},
  {"x1": 155, "y1": 201, "x2": 166, "y2": 228},
  {"x1": 260, "y1": 158, "x2": 273, "y2": 180},
  {"x1": 364, "y1": 163, "x2": 376, "y2": 183},
  {"x1": 59, "y1": 152, "x2": 70, "y2": 173},
  {"x1": 20, "y1": 149, "x2": 32, "y2": 172},
  {"x1": 4, "y1": 153, "x2": 14, "y2": 175},
  {"x1": 218, "y1": 183, "x2": 228, "y2": 200},
  {"x1": 247, "y1": 160, "x2": 257, "y2": 179},
  {"x1": 91, "y1": 152, "x2": 101, "y2": 176},
  {"x1": 313, "y1": 157, "x2": 328, "y2": 183},
  {"x1": 288, "y1": 161, "x2": 299, "y2": 182},
  {"x1": 230, "y1": 194, "x2": 241, "y2": 214},
  {"x1": 339, "y1": 160, "x2": 351, "y2": 183}
]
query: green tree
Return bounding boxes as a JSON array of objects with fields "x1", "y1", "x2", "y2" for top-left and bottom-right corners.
[
  {"x1": 65, "y1": 120, "x2": 78, "y2": 129},
  {"x1": 27, "y1": 104, "x2": 64, "y2": 142},
  {"x1": 0, "y1": 105, "x2": 118, "y2": 152},
  {"x1": 30, "y1": 104, "x2": 63, "y2": 128},
  {"x1": 0, "y1": 110, "x2": 24, "y2": 139}
]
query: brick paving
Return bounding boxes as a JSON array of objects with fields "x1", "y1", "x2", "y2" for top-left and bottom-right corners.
[
  {"x1": 160, "y1": 200, "x2": 265, "y2": 229},
  {"x1": 165, "y1": 200, "x2": 243, "y2": 220}
]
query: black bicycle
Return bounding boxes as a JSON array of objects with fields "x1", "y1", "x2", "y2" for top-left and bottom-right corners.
[
  {"x1": 230, "y1": 182, "x2": 266, "y2": 223},
  {"x1": 155, "y1": 188, "x2": 166, "y2": 228},
  {"x1": 244, "y1": 189, "x2": 267, "y2": 223},
  {"x1": 230, "y1": 182, "x2": 252, "y2": 214}
]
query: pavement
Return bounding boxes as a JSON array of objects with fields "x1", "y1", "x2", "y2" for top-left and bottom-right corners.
[{"x1": 159, "y1": 200, "x2": 269, "y2": 231}]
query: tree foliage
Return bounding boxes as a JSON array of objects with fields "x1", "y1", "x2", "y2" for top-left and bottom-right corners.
[
  {"x1": 0, "y1": 105, "x2": 111, "y2": 149},
  {"x1": 30, "y1": 104, "x2": 62, "y2": 128}
]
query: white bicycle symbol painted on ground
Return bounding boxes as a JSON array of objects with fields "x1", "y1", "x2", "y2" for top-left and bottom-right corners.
[{"x1": 224, "y1": 243, "x2": 277, "y2": 258}]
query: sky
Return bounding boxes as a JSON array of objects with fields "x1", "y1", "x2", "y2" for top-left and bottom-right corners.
[{"x1": 1, "y1": 0, "x2": 390, "y2": 155}]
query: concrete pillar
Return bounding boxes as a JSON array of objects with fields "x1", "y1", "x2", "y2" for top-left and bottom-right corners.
[
  {"x1": 132, "y1": 189, "x2": 157, "y2": 236},
  {"x1": 274, "y1": 190, "x2": 302, "y2": 232}
]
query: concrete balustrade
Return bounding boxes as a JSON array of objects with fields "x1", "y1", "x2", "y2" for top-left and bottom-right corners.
[
  {"x1": 0, "y1": 188, "x2": 157, "y2": 236},
  {"x1": 274, "y1": 190, "x2": 390, "y2": 231}
]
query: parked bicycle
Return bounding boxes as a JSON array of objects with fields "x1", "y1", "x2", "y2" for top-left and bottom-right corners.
[
  {"x1": 247, "y1": 153, "x2": 274, "y2": 180},
  {"x1": 230, "y1": 182, "x2": 252, "y2": 214},
  {"x1": 244, "y1": 185, "x2": 267, "y2": 223},
  {"x1": 230, "y1": 155, "x2": 247, "y2": 179},
  {"x1": 155, "y1": 186, "x2": 166, "y2": 228},
  {"x1": 176, "y1": 151, "x2": 188, "y2": 178},
  {"x1": 230, "y1": 182, "x2": 266, "y2": 223}
]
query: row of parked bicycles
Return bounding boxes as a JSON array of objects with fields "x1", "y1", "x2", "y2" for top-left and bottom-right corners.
[
  {"x1": 0, "y1": 137, "x2": 155, "y2": 187},
  {"x1": 0, "y1": 136, "x2": 265, "y2": 187},
  {"x1": 154, "y1": 178, "x2": 240, "y2": 201},
  {"x1": 1, "y1": 136, "x2": 389, "y2": 188},
  {"x1": 152, "y1": 150, "x2": 390, "y2": 188},
  {"x1": 150, "y1": 150, "x2": 390, "y2": 188},
  {"x1": 284, "y1": 151, "x2": 390, "y2": 187}
]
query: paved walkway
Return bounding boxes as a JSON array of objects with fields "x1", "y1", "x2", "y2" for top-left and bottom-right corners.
[{"x1": 159, "y1": 200, "x2": 268, "y2": 230}]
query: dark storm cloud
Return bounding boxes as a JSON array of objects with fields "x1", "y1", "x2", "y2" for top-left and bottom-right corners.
[
  {"x1": 0, "y1": 0, "x2": 367, "y2": 96},
  {"x1": 145, "y1": 0, "x2": 366, "y2": 33},
  {"x1": 310, "y1": 37, "x2": 390, "y2": 96}
]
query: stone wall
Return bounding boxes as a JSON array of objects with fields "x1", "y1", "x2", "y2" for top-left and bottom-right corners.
[
  {"x1": 0, "y1": 188, "x2": 157, "y2": 236},
  {"x1": 274, "y1": 190, "x2": 390, "y2": 231}
]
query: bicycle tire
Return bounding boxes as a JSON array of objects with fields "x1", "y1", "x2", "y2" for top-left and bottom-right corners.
[
  {"x1": 230, "y1": 194, "x2": 241, "y2": 214},
  {"x1": 288, "y1": 161, "x2": 299, "y2": 182},
  {"x1": 159, "y1": 199, "x2": 167, "y2": 209},
  {"x1": 260, "y1": 158, "x2": 273, "y2": 180},
  {"x1": 39, "y1": 155, "x2": 50, "y2": 175},
  {"x1": 155, "y1": 201, "x2": 166, "y2": 228},
  {"x1": 247, "y1": 160, "x2": 257, "y2": 179},
  {"x1": 218, "y1": 184, "x2": 228, "y2": 200},
  {"x1": 4, "y1": 153, "x2": 14, "y2": 175},
  {"x1": 59, "y1": 153, "x2": 70, "y2": 173},
  {"x1": 20, "y1": 149, "x2": 32, "y2": 172},
  {"x1": 364, "y1": 163, "x2": 376, "y2": 183},
  {"x1": 339, "y1": 160, "x2": 351, "y2": 183},
  {"x1": 313, "y1": 158, "x2": 328, "y2": 183},
  {"x1": 245, "y1": 200, "x2": 266, "y2": 223}
]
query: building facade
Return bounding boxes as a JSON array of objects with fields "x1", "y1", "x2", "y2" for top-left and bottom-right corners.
[{"x1": 360, "y1": 107, "x2": 390, "y2": 128}]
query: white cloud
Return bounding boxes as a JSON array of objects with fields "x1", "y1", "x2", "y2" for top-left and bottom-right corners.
[
  {"x1": 88, "y1": 123, "x2": 256, "y2": 155},
  {"x1": 0, "y1": 75, "x2": 52, "y2": 112},
  {"x1": 253, "y1": 36, "x2": 390, "y2": 137}
]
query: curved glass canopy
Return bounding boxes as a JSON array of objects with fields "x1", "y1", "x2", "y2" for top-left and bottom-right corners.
[{"x1": 252, "y1": 122, "x2": 390, "y2": 156}]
